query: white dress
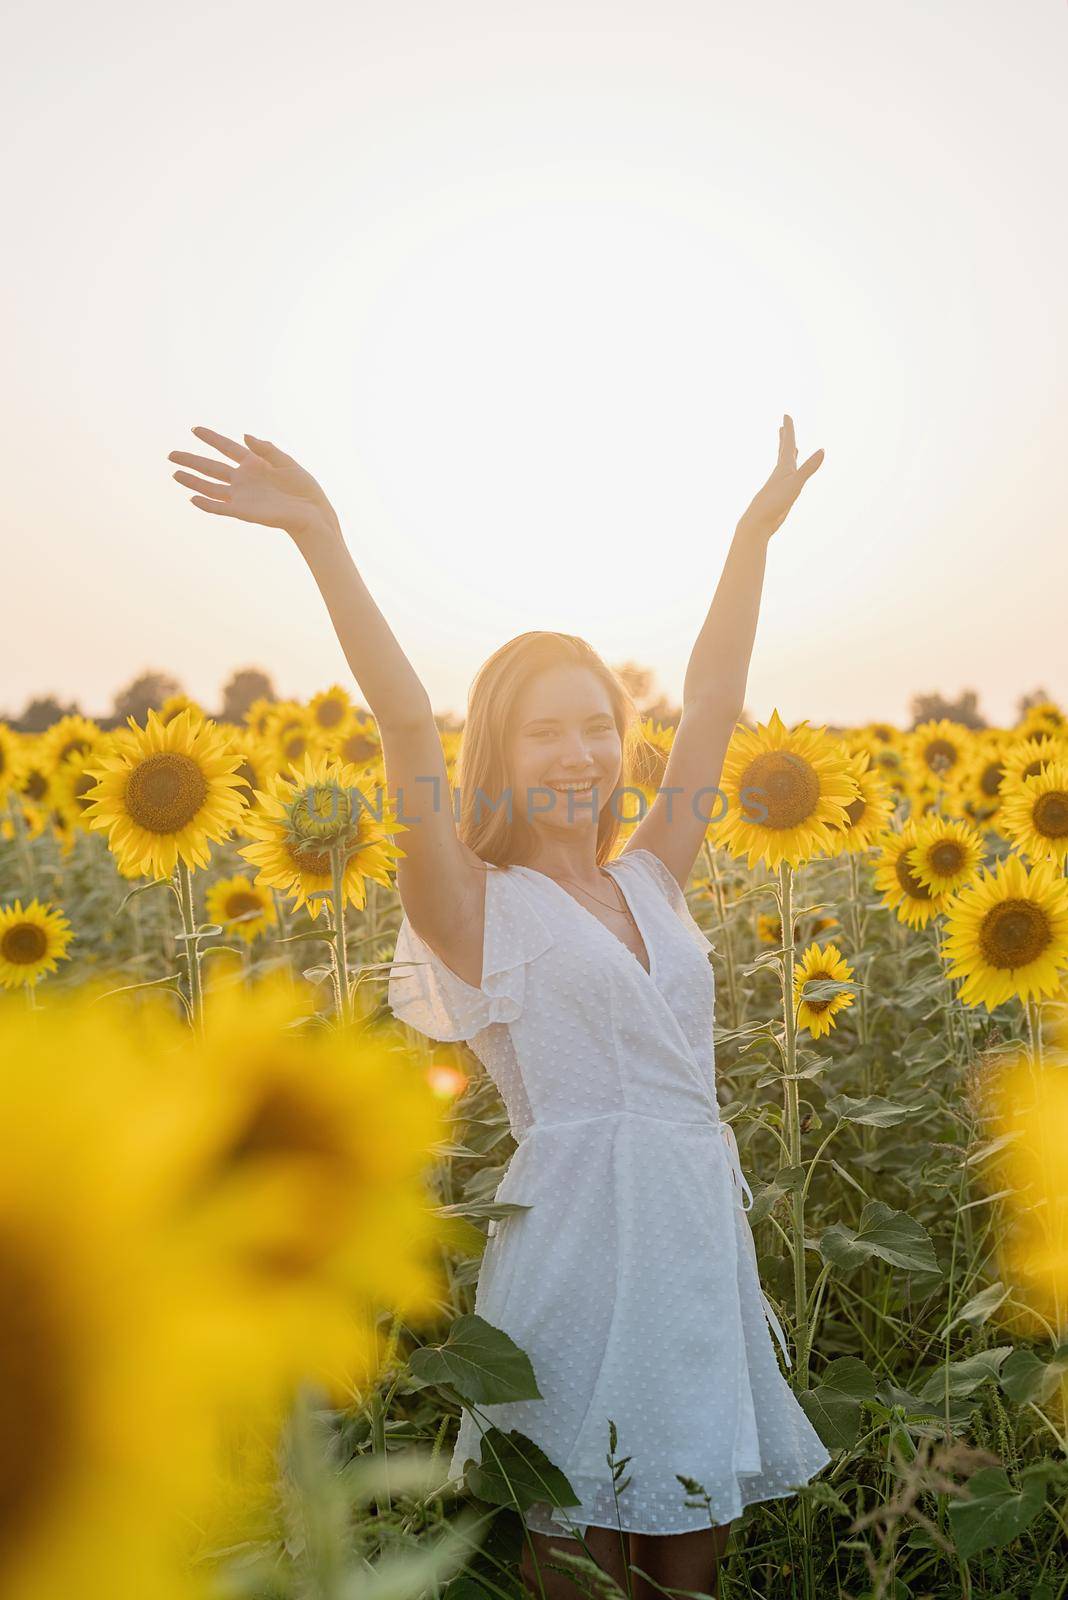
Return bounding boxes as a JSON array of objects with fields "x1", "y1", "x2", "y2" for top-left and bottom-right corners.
[{"x1": 387, "y1": 847, "x2": 832, "y2": 1538}]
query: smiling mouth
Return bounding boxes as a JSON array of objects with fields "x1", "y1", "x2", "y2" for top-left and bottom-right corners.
[{"x1": 545, "y1": 779, "x2": 599, "y2": 793}]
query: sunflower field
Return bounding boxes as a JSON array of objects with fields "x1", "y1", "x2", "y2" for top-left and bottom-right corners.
[{"x1": 1, "y1": 686, "x2": 1067, "y2": 1600}]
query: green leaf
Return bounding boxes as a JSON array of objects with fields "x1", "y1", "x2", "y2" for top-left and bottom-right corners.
[
  {"x1": 115, "y1": 877, "x2": 175, "y2": 915},
  {"x1": 944, "y1": 1281, "x2": 1010, "y2": 1334},
  {"x1": 824, "y1": 1093, "x2": 915, "y2": 1128},
  {"x1": 999, "y1": 1347, "x2": 1068, "y2": 1406},
  {"x1": 408, "y1": 1315, "x2": 542, "y2": 1405},
  {"x1": 947, "y1": 1465, "x2": 1049, "y2": 1559},
  {"x1": 819, "y1": 1201, "x2": 939, "y2": 1275},
  {"x1": 747, "y1": 1164, "x2": 806, "y2": 1226},
  {"x1": 797, "y1": 1357, "x2": 877, "y2": 1450},
  {"x1": 918, "y1": 1347, "x2": 1013, "y2": 1402},
  {"x1": 465, "y1": 1427, "x2": 580, "y2": 1512}
]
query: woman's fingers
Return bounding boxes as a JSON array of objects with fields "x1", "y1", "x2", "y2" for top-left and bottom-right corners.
[
  {"x1": 167, "y1": 450, "x2": 234, "y2": 483},
  {"x1": 244, "y1": 434, "x2": 293, "y2": 468},
  {"x1": 174, "y1": 469, "x2": 231, "y2": 499},
  {"x1": 191, "y1": 425, "x2": 246, "y2": 463},
  {"x1": 190, "y1": 494, "x2": 238, "y2": 516},
  {"x1": 798, "y1": 448, "x2": 825, "y2": 482}
]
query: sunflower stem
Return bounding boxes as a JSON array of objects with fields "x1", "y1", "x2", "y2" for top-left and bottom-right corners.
[
  {"x1": 7, "y1": 793, "x2": 38, "y2": 898},
  {"x1": 330, "y1": 844, "x2": 353, "y2": 1027},
  {"x1": 778, "y1": 859, "x2": 809, "y2": 1387},
  {"x1": 174, "y1": 859, "x2": 205, "y2": 1037},
  {"x1": 1025, "y1": 997, "x2": 1044, "y2": 1071}
]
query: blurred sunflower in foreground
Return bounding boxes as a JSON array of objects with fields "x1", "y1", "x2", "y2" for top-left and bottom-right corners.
[
  {"x1": 985, "y1": 1033, "x2": 1068, "y2": 1344},
  {"x1": 0, "y1": 976, "x2": 448, "y2": 1599}
]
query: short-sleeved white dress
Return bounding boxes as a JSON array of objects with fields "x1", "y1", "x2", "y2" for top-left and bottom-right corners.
[{"x1": 387, "y1": 847, "x2": 832, "y2": 1538}]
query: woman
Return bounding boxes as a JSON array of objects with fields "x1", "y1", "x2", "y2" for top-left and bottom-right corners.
[{"x1": 168, "y1": 416, "x2": 830, "y2": 1599}]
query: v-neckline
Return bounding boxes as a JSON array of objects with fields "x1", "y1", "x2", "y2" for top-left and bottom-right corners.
[{"x1": 511, "y1": 860, "x2": 657, "y2": 984}]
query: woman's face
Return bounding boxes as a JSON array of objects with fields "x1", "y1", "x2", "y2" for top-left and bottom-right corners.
[{"x1": 506, "y1": 666, "x2": 623, "y2": 835}]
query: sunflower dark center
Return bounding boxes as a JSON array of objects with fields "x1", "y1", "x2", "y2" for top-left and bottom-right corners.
[
  {"x1": 1033, "y1": 791, "x2": 1068, "y2": 838},
  {"x1": 739, "y1": 751, "x2": 820, "y2": 830},
  {"x1": 283, "y1": 735, "x2": 308, "y2": 761},
  {"x1": 929, "y1": 841, "x2": 966, "y2": 875},
  {"x1": 316, "y1": 701, "x2": 346, "y2": 728},
  {"x1": 74, "y1": 773, "x2": 97, "y2": 810},
  {"x1": 802, "y1": 971, "x2": 833, "y2": 1013},
  {"x1": 1, "y1": 923, "x2": 48, "y2": 965},
  {"x1": 1023, "y1": 760, "x2": 1043, "y2": 780},
  {"x1": 923, "y1": 739, "x2": 959, "y2": 774},
  {"x1": 981, "y1": 762, "x2": 1004, "y2": 797},
  {"x1": 0, "y1": 1232, "x2": 72, "y2": 1549},
  {"x1": 124, "y1": 752, "x2": 207, "y2": 834},
  {"x1": 224, "y1": 891, "x2": 263, "y2": 919},
  {"x1": 24, "y1": 771, "x2": 47, "y2": 801},
  {"x1": 844, "y1": 796, "x2": 867, "y2": 826},
  {"x1": 342, "y1": 734, "x2": 378, "y2": 764},
  {"x1": 59, "y1": 738, "x2": 91, "y2": 763},
  {"x1": 224, "y1": 1084, "x2": 347, "y2": 1167},
  {"x1": 978, "y1": 898, "x2": 1050, "y2": 968},
  {"x1": 895, "y1": 852, "x2": 932, "y2": 900}
]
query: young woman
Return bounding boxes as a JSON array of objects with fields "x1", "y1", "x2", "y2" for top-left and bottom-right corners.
[{"x1": 168, "y1": 416, "x2": 831, "y2": 1599}]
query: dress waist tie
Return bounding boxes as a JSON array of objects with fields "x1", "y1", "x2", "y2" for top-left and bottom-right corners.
[{"x1": 718, "y1": 1121, "x2": 793, "y2": 1370}]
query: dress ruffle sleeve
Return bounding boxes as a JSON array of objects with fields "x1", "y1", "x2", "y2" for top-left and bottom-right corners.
[
  {"x1": 387, "y1": 867, "x2": 554, "y2": 1042},
  {"x1": 622, "y1": 848, "x2": 718, "y2": 957}
]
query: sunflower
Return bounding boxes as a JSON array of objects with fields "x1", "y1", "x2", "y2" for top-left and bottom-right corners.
[
  {"x1": 158, "y1": 693, "x2": 206, "y2": 727},
  {"x1": 331, "y1": 710, "x2": 383, "y2": 770},
  {"x1": 871, "y1": 823, "x2": 949, "y2": 928},
  {"x1": 0, "y1": 899, "x2": 73, "y2": 989},
  {"x1": 794, "y1": 942, "x2": 855, "y2": 1037},
  {"x1": 906, "y1": 814, "x2": 986, "y2": 898},
  {"x1": 1015, "y1": 700, "x2": 1066, "y2": 744},
  {"x1": 204, "y1": 874, "x2": 277, "y2": 945},
  {"x1": 50, "y1": 745, "x2": 114, "y2": 836},
  {"x1": 0, "y1": 991, "x2": 223, "y2": 1600},
  {"x1": 824, "y1": 749, "x2": 896, "y2": 853},
  {"x1": 166, "y1": 973, "x2": 445, "y2": 1398},
  {"x1": 0, "y1": 721, "x2": 27, "y2": 800},
  {"x1": 1000, "y1": 733, "x2": 1064, "y2": 792},
  {"x1": 986, "y1": 1048, "x2": 1068, "y2": 1330},
  {"x1": 15, "y1": 743, "x2": 55, "y2": 816},
  {"x1": 711, "y1": 710, "x2": 859, "y2": 869},
  {"x1": 999, "y1": 762, "x2": 1068, "y2": 868},
  {"x1": 634, "y1": 715, "x2": 676, "y2": 788},
  {"x1": 940, "y1": 853, "x2": 1068, "y2": 1009},
  {"x1": 907, "y1": 718, "x2": 972, "y2": 787},
  {"x1": 37, "y1": 714, "x2": 103, "y2": 774},
  {"x1": 756, "y1": 912, "x2": 838, "y2": 947},
  {"x1": 82, "y1": 709, "x2": 249, "y2": 879},
  {"x1": 955, "y1": 734, "x2": 1009, "y2": 824},
  {"x1": 220, "y1": 730, "x2": 275, "y2": 811},
  {"x1": 244, "y1": 695, "x2": 278, "y2": 739},
  {"x1": 308, "y1": 684, "x2": 354, "y2": 733},
  {"x1": 239, "y1": 751, "x2": 405, "y2": 920},
  {"x1": 265, "y1": 709, "x2": 324, "y2": 773}
]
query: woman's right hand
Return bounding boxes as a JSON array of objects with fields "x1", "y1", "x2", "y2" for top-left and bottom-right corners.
[{"x1": 168, "y1": 426, "x2": 338, "y2": 544}]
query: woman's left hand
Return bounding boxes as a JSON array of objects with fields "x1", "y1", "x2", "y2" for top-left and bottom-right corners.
[{"x1": 737, "y1": 414, "x2": 824, "y2": 540}]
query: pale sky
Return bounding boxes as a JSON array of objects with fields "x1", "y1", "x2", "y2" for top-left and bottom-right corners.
[{"x1": 3, "y1": 0, "x2": 1065, "y2": 729}]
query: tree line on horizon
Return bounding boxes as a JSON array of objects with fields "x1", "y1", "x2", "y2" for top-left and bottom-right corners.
[{"x1": 0, "y1": 664, "x2": 1055, "y2": 738}]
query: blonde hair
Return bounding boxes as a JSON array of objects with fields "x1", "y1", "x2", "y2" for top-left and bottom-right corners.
[{"x1": 455, "y1": 632, "x2": 657, "y2": 868}]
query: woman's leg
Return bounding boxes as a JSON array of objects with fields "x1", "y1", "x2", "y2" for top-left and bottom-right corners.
[
  {"x1": 520, "y1": 1523, "x2": 635, "y2": 1600},
  {"x1": 626, "y1": 1523, "x2": 732, "y2": 1600}
]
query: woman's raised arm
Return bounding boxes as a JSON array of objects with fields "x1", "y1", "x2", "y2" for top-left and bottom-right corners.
[
  {"x1": 623, "y1": 414, "x2": 825, "y2": 889},
  {"x1": 168, "y1": 426, "x2": 489, "y2": 979}
]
